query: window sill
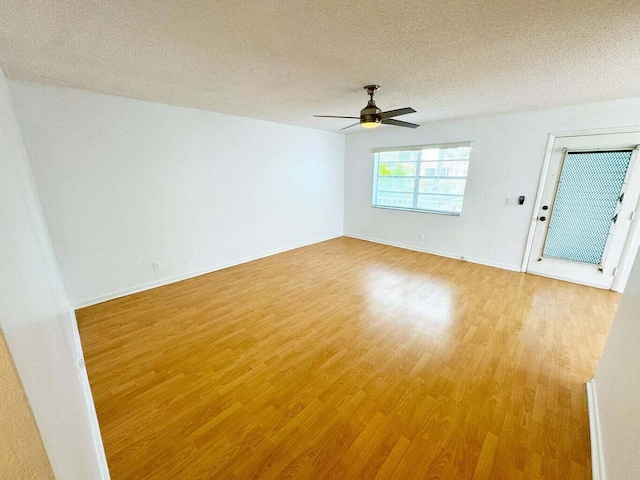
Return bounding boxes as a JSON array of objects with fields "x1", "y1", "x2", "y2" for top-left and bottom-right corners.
[{"x1": 371, "y1": 205, "x2": 461, "y2": 216}]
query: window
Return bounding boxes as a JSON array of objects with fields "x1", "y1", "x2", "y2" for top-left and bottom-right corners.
[{"x1": 372, "y1": 142, "x2": 472, "y2": 215}]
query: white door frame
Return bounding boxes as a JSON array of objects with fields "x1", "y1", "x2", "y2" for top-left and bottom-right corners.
[{"x1": 521, "y1": 125, "x2": 640, "y2": 292}]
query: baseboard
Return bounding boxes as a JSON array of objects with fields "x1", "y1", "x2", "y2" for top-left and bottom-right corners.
[
  {"x1": 78, "y1": 361, "x2": 111, "y2": 479},
  {"x1": 586, "y1": 380, "x2": 607, "y2": 480},
  {"x1": 66, "y1": 310, "x2": 111, "y2": 478},
  {"x1": 72, "y1": 234, "x2": 342, "y2": 309},
  {"x1": 344, "y1": 233, "x2": 521, "y2": 273}
]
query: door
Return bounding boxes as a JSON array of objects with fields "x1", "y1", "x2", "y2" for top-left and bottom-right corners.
[{"x1": 527, "y1": 133, "x2": 640, "y2": 289}]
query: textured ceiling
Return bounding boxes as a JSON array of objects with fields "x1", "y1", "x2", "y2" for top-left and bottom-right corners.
[{"x1": 1, "y1": 0, "x2": 640, "y2": 132}]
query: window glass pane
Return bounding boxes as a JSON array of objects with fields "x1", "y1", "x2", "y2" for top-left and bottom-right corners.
[
  {"x1": 417, "y1": 194, "x2": 464, "y2": 213},
  {"x1": 421, "y1": 147, "x2": 471, "y2": 161},
  {"x1": 376, "y1": 192, "x2": 414, "y2": 209},
  {"x1": 378, "y1": 150, "x2": 420, "y2": 163},
  {"x1": 419, "y1": 178, "x2": 466, "y2": 195},
  {"x1": 378, "y1": 162, "x2": 417, "y2": 176},
  {"x1": 372, "y1": 145, "x2": 471, "y2": 214},
  {"x1": 377, "y1": 177, "x2": 415, "y2": 193},
  {"x1": 419, "y1": 161, "x2": 468, "y2": 177}
]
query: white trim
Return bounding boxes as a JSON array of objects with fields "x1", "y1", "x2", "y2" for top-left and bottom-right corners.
[
  {"x1": 521, "y1": 132, "x2": 556, "y2": 272},
  {"x1": 552, "y1": 125, "x2": 640, "y2": 138},
  {"x1": 611, "y1": 219, "x2": 640, "y2": 292},
  {"x1": 522, "y1": 127, "x2": 640, "y2": 289},
  {"x1": 78, "y1": 362, "x2": 111, "y2": 479},
  {"x1": 67, "y1": 305, "x2": 110, "y2": 478},
  {"x1": 586, "y1": 380, "x2": 607, "y2": 480},
  {"x1": 523, "y1": 126, "x2": 640, "y2": 273},
  {"x1": 611, "y1": 145, "x2": 640, "y2": 292},
  {"x1": 371, "y1": 205, "x2": 461, "y2": 216},
  {"x1": 72, "y1": 234, "x2": 342, "y2": 309},
  {"x1": 344, "y1": 233, "x2": 521, "y2": 272}
]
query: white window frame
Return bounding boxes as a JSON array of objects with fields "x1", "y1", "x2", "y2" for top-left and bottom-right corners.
[{"x1": 371, "y1": 141, "x2": 473, "y2": 216}]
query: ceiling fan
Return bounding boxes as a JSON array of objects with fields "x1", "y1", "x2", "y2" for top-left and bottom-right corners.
[{"x1": 314, "y1": 85, "x2": 419, "y2": 131}]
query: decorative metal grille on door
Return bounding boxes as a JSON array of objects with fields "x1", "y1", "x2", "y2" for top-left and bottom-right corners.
[{"x1": 543, "y1": 150, "x2": 632, "y2": 264}]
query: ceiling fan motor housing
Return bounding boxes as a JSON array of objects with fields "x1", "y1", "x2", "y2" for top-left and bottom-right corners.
[{"x1": 360, "y1": 102, "x2": 381, "y2": 125}]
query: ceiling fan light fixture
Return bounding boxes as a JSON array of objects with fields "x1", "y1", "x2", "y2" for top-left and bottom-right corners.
[{"x1": 361, "y1": 120, "x2": 380, "y2": 129}]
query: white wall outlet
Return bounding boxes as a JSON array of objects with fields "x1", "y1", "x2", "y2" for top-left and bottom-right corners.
[
  {"x1": 505, "y1": 197, "x2": 518, "y2": 206},
  {"x1": 418, "y1": 233, "x2": 425, "y2": 241},
  {"x1": 152, "y1": 261, "x2": 162, "y2": 271}
]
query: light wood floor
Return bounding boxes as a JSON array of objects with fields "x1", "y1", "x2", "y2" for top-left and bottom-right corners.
[{"x1": 77, "y1": 237, "x2": 619, "y2": 479}]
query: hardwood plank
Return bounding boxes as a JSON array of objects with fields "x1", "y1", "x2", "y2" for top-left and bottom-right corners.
[{"x1": 76, "y1": 237, "x2": 619, "y2": 479}]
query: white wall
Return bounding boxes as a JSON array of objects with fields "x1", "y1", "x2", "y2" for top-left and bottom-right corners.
[
  {"x1": 0, "y1": 69, "x2": 108, "y2": 478},
  {"x1": 595, "y1": 258, "x2": 640, "y2": 480},
  {"x1": 344, "y1": 99, "x2": 640, "y2": 271},
  {"x1": 8, "y1": 81, "x2": 345, "y2": 307}
]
